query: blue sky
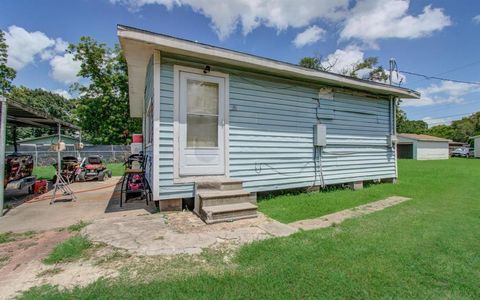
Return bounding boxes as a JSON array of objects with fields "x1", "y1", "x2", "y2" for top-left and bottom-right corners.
[{"x1": 1, "y1": 0, "x2": 480, "y2": 126}]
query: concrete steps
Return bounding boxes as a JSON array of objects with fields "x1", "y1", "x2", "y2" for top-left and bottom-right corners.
[
  {"x1": 194, "y1": 178, "x2": 257, "y2": 224},
  {"x1": 201, "y1": 202, "x2": 258, "y2": 224}
]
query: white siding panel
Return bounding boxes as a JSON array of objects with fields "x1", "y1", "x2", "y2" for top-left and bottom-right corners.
[{"x1": 416, "y1": 141, "x2": 449, "y2": 160}]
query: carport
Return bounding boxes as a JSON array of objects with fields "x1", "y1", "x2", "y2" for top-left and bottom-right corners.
[
  {"x1": 397, "y1": 143, "x2": 414, "y2": 159},
  {"x1": 0, "y1": 96, "x2": 80, "y2": 216}
]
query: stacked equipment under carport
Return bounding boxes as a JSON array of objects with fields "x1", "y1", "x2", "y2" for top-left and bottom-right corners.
[{"x1": 0, "y1": 96, "x2": 81, "y2": 216}]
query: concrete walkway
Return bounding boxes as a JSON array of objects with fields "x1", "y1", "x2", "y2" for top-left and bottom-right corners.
[
  {"x1": 83, "y1": 196, "x2": 410, "y2": 256},
  {"x1": 0, "y1": 177, "x2": 153, "y2": 233},
  {"x1": 289, "y1": 196, "x2": 410, "y2": 230},
  {"x1": 83, "y1": 212, "x2": 297, "y2": 255}
]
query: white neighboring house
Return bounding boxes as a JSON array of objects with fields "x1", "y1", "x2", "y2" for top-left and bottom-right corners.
[
  {"x1": 473, "y1": 135, "x2": 480, "y2": 158},
  {"x1": 397, "y1": 134, "x2": 450, "y2": 160}
]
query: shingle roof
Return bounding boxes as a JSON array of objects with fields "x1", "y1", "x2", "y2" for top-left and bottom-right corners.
[{"x1": 398, "y1": 133, "x2": 451, "y2": 142}]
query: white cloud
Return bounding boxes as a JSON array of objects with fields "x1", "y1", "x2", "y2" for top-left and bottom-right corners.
[
  {"x1": 49, "y1": 53, "x2": 81, "y2": 84},
  {"x1": 112, "y1": 0, "x2": 349, "y2": 39},
  {"x1": 322, "y1": 45, "x2": 365, "y2": 74},
  {"x1": 292, "y1": 25, "x2": 326, "y2": 48},
  {"x1": 422, "y1": 116, "x2": 455, "y2": 127},
  {"x1": 340, "y1": 0, "x2": 451, "y2": 45},
  {"x1": 473, "y1": 15, "x2": 480, "y2": 24},
  {"x1": 54, "y1": 38, "x2": 69, "y2": 53},
  {"x1": 402, "y1": 81, "x2": 480, "y2": 107},
  {"x1": 51, "y1": 89, "x2": 73, "y2": 99},
  {"x1": 3, "y1": 25, "x2": 55, "y2": 70},
  {"x1": 3, "y1": 25, "x2": 74, "y2": 86}
]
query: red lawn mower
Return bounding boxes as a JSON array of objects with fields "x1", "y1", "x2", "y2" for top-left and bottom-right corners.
[{"x1": 76, "y1": 155, "x2": 112, "y2": 181}]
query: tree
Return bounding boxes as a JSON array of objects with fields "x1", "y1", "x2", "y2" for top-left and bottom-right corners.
[
  {"x1": 69, "y1": 37, "x2": 141, "y2": 144},
  {"x1": 395, "y1": 106, "x2": 428, "y2": 134},
  {"x1": 428, "y1": 124, "x2": 455, "y2": 140},
  {"x1": 349, "y1": 57, "x2": 389, "y2": 82},
  {"x1": 299, "y1": 56, "x2": 335, "y2": 72},
  {"x1": 6, "y1": 86, "x2": 75, "y2": 143},
  {"x1": 299, "y1": 54, "x2": 388, "y2": 81},
  {"x1": 0, "y1": 30, "x2": 16, "y2": 95}
]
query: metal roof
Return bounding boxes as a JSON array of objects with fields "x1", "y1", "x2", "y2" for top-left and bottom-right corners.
[
  {"x1": 5, "y1": 99, "x2": 80, "y2": 130},
  {"x1": 398, "y1": 133, "x2": 451, "y2": 142}
]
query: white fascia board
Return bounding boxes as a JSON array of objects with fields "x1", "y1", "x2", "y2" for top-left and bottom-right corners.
[
  {"x1": 119, "y1": 38, "x2": 154, "y2": 118},
  {"x1": 118, "y1": 26, "x2": 420, "y2": 101}
]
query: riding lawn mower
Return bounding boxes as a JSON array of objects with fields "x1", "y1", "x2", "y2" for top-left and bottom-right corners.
[{"x1": 76, "y1": 155, "x2": 112, "y2": 181}]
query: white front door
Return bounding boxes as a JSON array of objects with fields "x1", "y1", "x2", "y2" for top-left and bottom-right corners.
[{"x1": 179, "y1": 71, "x2": 225, "y2": 176}]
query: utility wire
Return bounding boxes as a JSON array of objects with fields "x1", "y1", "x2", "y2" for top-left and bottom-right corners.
[
  {"x1": 408, "y1": 59, "x2": 480, "y2": 85},
  {"x1": 400, "y1": 70, "x2": 480, "y2": 85},
  {"x1": 424, "y1": 112, "x2": 476, "y2": 126},
  {"x1": 407, "y1": 100, "x2": 480, "y2": 117}
]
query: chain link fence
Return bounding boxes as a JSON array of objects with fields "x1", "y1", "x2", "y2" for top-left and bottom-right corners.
[{"x1": 5, "y1": 144, "x2": 131, "y2": 166}]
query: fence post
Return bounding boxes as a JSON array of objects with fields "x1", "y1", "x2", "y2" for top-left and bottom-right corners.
[{"x1": 111, "y1": 145, "x2": 116, "y2": 162}]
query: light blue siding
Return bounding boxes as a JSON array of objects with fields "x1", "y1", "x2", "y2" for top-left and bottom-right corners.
[{"x1": 155, "y1": 55, "x2": 396, "y2": 199}]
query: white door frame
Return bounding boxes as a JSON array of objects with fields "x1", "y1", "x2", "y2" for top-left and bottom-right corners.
[{"x1": 173, "y1": 65, "x2": 229, "y2": 182}]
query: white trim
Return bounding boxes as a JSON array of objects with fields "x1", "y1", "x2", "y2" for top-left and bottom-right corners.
[
  {"x1": 173, "y1": 65, "x2": 230, "y2": 183},
  {"x1": 152, "y1": 50, "x2": 161, "y2": 200}
]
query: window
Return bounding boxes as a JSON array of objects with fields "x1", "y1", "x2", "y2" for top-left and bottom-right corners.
[{"x1": 186, "y1": 80, "x2": 219, "y2": 148}]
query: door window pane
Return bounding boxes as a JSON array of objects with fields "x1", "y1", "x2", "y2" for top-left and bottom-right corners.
[
  {"x1": 187, "y1": 80, "x2": 218, "y2": 115},
  {"x1": 187, "y1": 115, "x2": 218, "y2": 147}
]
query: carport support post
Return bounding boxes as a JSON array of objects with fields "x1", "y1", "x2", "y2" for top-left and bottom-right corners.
[
  {"x1": 0, "y1": 97, "x2": 7, "y2": 217},
  {"x1": 57, "y1": 124, "x2": 61, "y2": 181}
]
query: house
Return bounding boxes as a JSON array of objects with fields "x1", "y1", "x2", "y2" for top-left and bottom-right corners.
[
  {"x1": 397, "y1": 134, "x2": 450, "y2": 160},
  {"x1": 473, "y1": 136, "x2": 480, "y2": 158},
  {"x1": 118, "y1": 25, "x2": 420, "y2": 222}
]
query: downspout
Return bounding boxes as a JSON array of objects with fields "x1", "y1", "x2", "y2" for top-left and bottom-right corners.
[
  {"x1": 0, "y1": 97, "x2": 7, "y2": 216},
  {"x1": 392, "y1": 96, "x2": 399, "y2": 181}
]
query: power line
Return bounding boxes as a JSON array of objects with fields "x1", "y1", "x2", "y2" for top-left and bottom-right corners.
[
  {"x1": 423, "y1": 112, "x2": 476, "y2": 126},
  {"x1": 408, "y1": 59, "x2": 480, "y2": 85},
  {"x1": 399, "y1": 70, "x2": 480, "y2": 85},
  {"x1": 424, "y1": 112, "x2": 474, "y2": 120},
  {"x1": 406, "y1": 100, "x2": 480, "y2": 117}
]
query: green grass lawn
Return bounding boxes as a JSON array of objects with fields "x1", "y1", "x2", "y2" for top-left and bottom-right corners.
[
  {"x1": 33, "y1": 163, "x2": 124, "y2": 180},
  {"x1": 258, "y1": 165, "x2": 409, "y2": 223},
  {"x1": 43, "y1": 235, "x2": 92, "y2": 265},
  {"x1": 21, "y1": 159, "x2": 480, "y2": 299}
]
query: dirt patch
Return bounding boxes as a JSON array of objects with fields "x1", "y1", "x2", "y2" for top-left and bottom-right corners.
[{"x1": 0, "y1": 230, "x2": 118, "y2": 299}]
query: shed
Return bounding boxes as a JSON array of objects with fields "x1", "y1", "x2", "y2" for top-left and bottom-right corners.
[
  {"x1": 118, "y1": 25, "x2": 420, "y2": 221},
  {"x1": 473, "y1": 135, "x2": 480, "y2": 158},
  {"x1": 397, "y1": 134, "x2": 450, "y2": 160}
]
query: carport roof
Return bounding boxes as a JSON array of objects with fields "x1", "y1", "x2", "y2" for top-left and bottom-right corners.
[{"x1": 5, "y1": 99, "x2": 79, "y2": 130}]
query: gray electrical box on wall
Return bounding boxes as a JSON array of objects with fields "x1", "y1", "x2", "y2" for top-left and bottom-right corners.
[{"x1": 314, "y1": 124, "x2": 327, "y2": 147}]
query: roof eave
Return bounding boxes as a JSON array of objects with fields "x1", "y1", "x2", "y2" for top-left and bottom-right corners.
[{"x1": 118, "y1": 25, "x2": 420, "y2": 117}]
